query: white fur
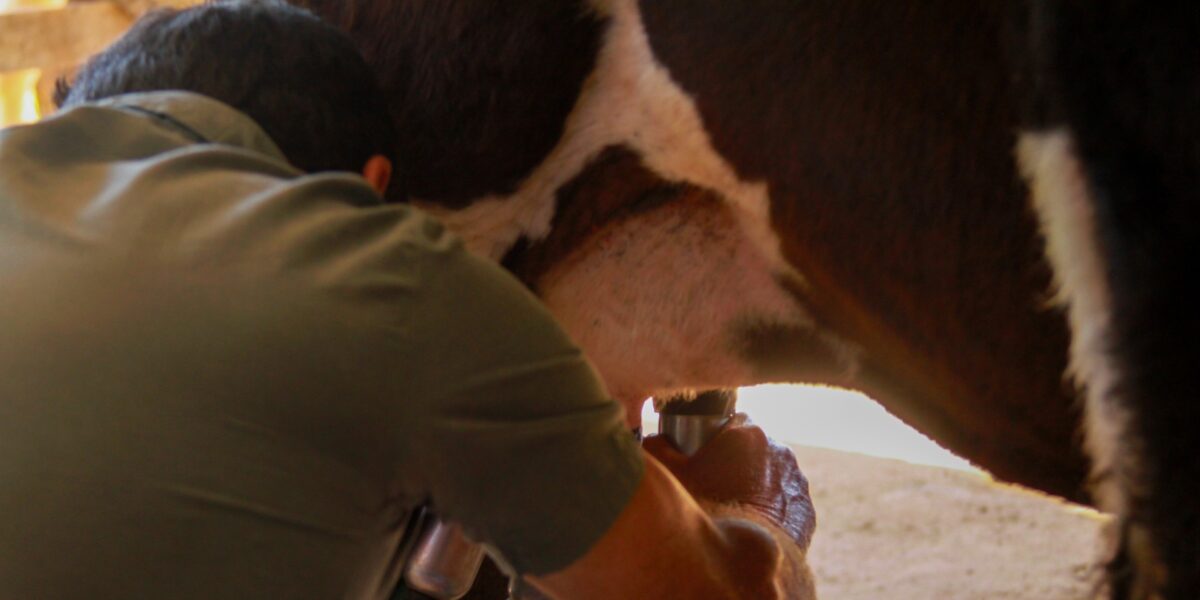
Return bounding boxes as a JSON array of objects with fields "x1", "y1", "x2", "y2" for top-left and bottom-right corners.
[
  {"x1": 1018, "y1": 129, "x2": 1127, "y2": 518},
  {"x1": 413, "y1": 0, "x2": 787, "y2": 272}
]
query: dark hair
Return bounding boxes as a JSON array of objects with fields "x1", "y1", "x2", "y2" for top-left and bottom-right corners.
[{"x1": 55, "y1": 0, "x2": 397, "y2": 176}]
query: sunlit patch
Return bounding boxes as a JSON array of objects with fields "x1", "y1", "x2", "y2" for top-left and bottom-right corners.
[
  {"x1": 1065, "y1": 503, "x2": 1110, "y2": 522},
  {"x1": 1, "y1": 0, "x2": 71, "y2": 127},
  {"x1": 643, "y1": 383, "x2": 979, "y2": 472},
  {"x1": 0, "y1": 0, "x2": 68, "y2": 12},
  {"x1": 0, "y1": 68, "x2": 43, "y2": 126}
]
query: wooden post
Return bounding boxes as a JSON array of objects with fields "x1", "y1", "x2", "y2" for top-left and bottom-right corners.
[{"x1": 0, "y1": 0, "x2": 202, "y2": 73}]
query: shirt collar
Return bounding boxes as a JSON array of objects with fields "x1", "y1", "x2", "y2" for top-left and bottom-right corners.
[{"x1": 87, "y1": 90, "x2": 289, "y2": 163}]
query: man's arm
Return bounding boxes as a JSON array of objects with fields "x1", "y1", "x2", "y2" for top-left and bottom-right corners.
[
  {"x1": 531, "y1": 423, "x2": 817, "y2": 600},
  {"x1": 531, "y1": 452, "x2": 786, "y2": 599}
]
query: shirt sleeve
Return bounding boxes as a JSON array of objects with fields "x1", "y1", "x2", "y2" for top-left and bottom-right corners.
[{"x1": 402, "y1": 235, "x2": 645, "y2": 576}]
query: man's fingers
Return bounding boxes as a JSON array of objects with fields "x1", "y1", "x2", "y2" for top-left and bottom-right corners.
[
  {"x1": 690, "y1": 421, "x2": 770, "y2": 466},
  {"x1": 642, "y1": 434, "x2": 689, "y2": 471}
]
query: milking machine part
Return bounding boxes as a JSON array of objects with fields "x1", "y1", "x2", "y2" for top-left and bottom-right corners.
[
  {"x1": 402, "y1": 510, "x2": 487, "y2": 600},
  {"x1": 657, "y1": 389, "x2": 738, "y2": 456}
]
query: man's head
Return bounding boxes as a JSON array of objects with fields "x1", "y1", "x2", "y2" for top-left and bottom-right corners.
[{"x1": 56, "y1": 0, "x2": 397, "y2": 185}]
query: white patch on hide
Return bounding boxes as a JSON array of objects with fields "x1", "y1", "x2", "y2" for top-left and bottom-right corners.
[
  {"x1": 1018, "y1": 129, "x2": 1127, "y2": 518},
  {"x1": 412, "y1": 0, "x2": 858, "y2": 422},
  {"x1": 413, "y1": 0, "x2": 789, "y2": 275}
]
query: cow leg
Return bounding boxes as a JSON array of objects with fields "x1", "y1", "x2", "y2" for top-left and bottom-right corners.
[
  {"x1": 1020, "y1": 125, "x2": 1193, "y2": 600},
  {"x1": 1019, "y1": 128, "x2": 1131, "y2": 595},
  {"x1": 1020, "y1": 2, "x2": 1200, "y2": 597}
]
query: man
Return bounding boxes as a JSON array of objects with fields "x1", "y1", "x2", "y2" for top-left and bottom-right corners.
[{"x1": 0, "y1": 2, "x2": 815, "y2": 598}]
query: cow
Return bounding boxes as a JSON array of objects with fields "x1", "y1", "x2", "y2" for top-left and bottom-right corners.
[{"x1": 295, "y1": 0, "x2": 1197, "y2": 598}]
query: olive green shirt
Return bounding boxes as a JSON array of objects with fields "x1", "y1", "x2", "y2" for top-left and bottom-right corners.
[{"x1": 0, "y1": 91, "x2": 643, "y2": 598}]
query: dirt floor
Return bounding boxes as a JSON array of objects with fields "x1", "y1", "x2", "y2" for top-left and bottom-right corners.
[{"x1": 793, "y1": 445, "x2": 1108, "y2": 600}]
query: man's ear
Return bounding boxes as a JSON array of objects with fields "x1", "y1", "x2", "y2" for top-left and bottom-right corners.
[{"x1": 361, "y1": 155, "x2": 393, "y2": 195}]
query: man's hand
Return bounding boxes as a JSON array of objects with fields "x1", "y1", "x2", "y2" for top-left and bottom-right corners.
[
  {"x1": 529, "y1": 417, "x2": 817, "y2": 599},
  {"x1": 643, "y1": 415, "x2": 816, "y2": 550}
]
